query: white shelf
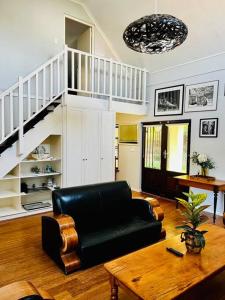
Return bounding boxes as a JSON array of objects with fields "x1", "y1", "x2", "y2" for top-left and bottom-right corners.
[
  {"x1": 0, "y1": 134, "x2": 61, "y2": 220},
  {"x1": 21, "y1": 172, "x2": 61, "y2": 179},
  {"x1": 22, "y1": 200, "x2": 52, "y2": 215},
  {"x1": 22, "y1": 158, "x2": 61, "y2": 163},
  {"x1": 22, "y1": 189, "x2": 51, "y2": 196},
  {"x1": 0, "y1": 207, "x2": 26, "y2": 218},
  {"x1": 0, "y1": 191, "x2": 25, "y2": 199},
  {"x1": 1, "y1": 175, "x2": 19, "y2": 180}
]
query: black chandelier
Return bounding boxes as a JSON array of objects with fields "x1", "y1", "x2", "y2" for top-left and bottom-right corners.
[{"x1": 123, "y1": 14, "x2": 188, "y2": 54}]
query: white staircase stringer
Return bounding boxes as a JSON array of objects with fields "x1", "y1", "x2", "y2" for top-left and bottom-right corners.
[{"x1": 0, "y1": 105, "x2": 63, "y2": 178}]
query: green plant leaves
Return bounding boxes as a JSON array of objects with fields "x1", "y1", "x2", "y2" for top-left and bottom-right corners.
[{"x1": 176, "y1": 192, "x2": 209, "y2": 230}]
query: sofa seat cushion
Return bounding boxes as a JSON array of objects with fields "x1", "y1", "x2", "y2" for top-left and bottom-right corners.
[{"x1": 78, "y1": 216, "x2": 162, "y2": 267}]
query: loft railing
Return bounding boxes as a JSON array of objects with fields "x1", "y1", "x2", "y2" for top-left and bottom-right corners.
[
  {"x1": 0, "y1": 46, "x2": 148, "y2": 153},
  {"x1": 67, "y1": 47, "x2": 148, "y2": 108}
]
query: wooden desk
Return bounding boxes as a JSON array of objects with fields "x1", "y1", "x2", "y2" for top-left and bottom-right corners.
[
  {"x1": 104, "y1": 224, "x2": 225, "y2": 300},
  {"x1": 175, "y1": 175, "x2": 225, "y2": 224}
]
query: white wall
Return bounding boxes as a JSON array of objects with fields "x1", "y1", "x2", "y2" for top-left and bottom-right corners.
[
  {"x1": 0, "y1": 0, "x2": 116, "y2": 90},
  {"x1": 116, "y1": 113, "x2": 143, "y2": 192},
  {"x1": 118, "y1": 56, "x2": 225, "y2": 216}
]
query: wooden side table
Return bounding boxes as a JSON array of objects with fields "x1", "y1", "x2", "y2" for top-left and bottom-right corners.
[{"x1": 175, "y1": 175, "x2": 225, "y2": 225}]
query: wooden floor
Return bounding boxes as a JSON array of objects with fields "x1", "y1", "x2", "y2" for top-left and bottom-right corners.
[{"x1": 0, "y1": 193, "x2": 224, "y2": 300}]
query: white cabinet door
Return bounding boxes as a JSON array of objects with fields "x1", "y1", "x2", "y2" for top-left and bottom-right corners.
[
  {"x1": 83, "y1": 110, "x2": 101, "y2": 185},
  {"x1": 100, "y1": 111, "x2": 115, "y2": 182},
  {"x1": 66, "y1": 109, "x2": 85, "y2": 187}
]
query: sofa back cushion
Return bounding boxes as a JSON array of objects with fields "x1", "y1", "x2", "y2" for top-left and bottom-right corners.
[{"x1": 52, "y1": 181, "x2": 132, "y2": 231}]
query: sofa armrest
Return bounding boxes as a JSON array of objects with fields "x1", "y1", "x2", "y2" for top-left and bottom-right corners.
[
  {"x1": 142, "y1": 198, "x2": 164, "y2": 221},
  {"x1": 131, "y1": 198, "x2": 155, "y2": 221},
  {"x1": 133, "y1": 197, "x2": 166, "y2": 239},
  {"x1": 42, "y1": 214, "x2": 81, "y2": 274},
  {"x1": 144, "y1": 197, "x2": 166, "y2": 239}
]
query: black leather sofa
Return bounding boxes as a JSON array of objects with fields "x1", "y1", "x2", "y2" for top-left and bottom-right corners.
[{"x1": 42, "y1": 181, "x2": 165, "y2": 274}]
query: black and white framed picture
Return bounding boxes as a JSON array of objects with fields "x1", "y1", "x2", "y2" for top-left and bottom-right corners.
[
  {"x1": 199, "y1": 118, "x2": 218, "y2": 138},
  {"x1": 185, "y1": 81, "x2": 218, "y2": 112},
  {"x1": 154, "y1": 85, "x2": 184, "y2": 116}
]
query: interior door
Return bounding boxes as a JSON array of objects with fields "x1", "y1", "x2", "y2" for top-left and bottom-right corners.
[
  {"x1": 100, "y1": 111, "x2": 115, "y2": 182},
  {"x1": 84, "y1": 111, "x2": 101, "y2": 185},
  {"x1": 66, "y1": 109, "x2": 84, "y2": 187},
  {"x1": 142, "y1": 120, "x2": 191, "y2": 199}
]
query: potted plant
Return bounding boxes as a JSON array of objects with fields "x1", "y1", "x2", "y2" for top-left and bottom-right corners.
[
  {"x1": 176, "y1": 191, "x2": 210, "y2": 254},
  {"x1": 191, "y1": 152, "x2": 215, "y2": 177}
]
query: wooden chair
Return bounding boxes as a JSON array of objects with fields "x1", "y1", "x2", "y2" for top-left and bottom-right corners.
[{"x1": 0, "y1": 281, "x2": 53, "y2": 300}]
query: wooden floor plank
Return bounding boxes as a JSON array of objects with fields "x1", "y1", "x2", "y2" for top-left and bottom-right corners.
[{"x1": 0, "y1": 194, "x2": 224, "y2": 299}]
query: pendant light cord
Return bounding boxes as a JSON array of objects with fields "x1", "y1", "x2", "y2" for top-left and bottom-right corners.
[{"x1": 154, "y1": 0, "x2": 158, "y2": 14}]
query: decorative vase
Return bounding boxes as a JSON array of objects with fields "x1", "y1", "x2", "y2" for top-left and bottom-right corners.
[
  {"x1": 181, "y1": 232, "x2": 204, "y2": 254},
  {"x1": 200, "y1": 167, "x2": 208, "y2": 177}
]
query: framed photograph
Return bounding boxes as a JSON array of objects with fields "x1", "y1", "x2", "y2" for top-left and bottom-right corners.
[
  {"x1": 199, "y1": 118, "x2": 218, "y2": 138},
  {"x1": 185, "y1": 81, "x2": 218, "y2": 112},
  {"x1": 154, "y1": 85, "x2": 184, "y2": 116}
]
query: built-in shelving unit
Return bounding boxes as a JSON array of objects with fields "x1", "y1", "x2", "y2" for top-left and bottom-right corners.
[{"x1": 0, "y1": 135, "x2": 62, "y2": 220}]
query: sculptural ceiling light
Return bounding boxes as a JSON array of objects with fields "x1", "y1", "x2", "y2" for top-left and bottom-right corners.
[{"x1": 123, "y1": 1, "x2": 188, "y2": 54}]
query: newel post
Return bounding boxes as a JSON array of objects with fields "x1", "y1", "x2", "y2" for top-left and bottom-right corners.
[
  {"x1": 143, "y1": 68, "x2": 148, "y2": 106},
  {"x1": 18, "y1": 76, "x2": 24, "y2": 155},
  {"x1": 109, "y1": 58, "x2": 113, "y2": 111},
  {"x1": 64, "y1": 45, "x2": 68, "y2": 105}
]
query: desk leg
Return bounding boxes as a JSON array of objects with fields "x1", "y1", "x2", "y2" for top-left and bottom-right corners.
[
  {"x1": 110, "y1": 275, "x2": 118, "y2": 300},
  {"x1": 223, "y1": 192, "x2": 225, "y2": 226},
  {"x1": 213, "y1": 190, "x2": 218, "y2": 224}
]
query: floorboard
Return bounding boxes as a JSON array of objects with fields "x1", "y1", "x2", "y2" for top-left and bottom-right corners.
[{"x1": 0, "y1": 194, "x2": 224, "y2": 299}]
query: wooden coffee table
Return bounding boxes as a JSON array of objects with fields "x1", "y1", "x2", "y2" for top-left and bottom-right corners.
[{"x1": 104, "y1": 224, "x2": 225, "y2": 300}]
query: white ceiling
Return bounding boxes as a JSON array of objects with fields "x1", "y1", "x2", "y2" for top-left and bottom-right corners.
[{"x1": 80, "y1": 0, "x2": 225, "y2": 72}]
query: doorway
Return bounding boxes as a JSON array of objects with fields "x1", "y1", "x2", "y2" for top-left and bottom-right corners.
[
  {"x1": 65, "y1": 17, "x2": 93, "y2": 91},
  {"x1": 141, "y1": 120, "x2": 191, "y2": 199}
]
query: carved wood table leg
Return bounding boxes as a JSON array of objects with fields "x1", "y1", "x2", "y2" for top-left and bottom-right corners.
[
  {"x1": 213, "y1": 189, "x2": 218, "y2": 224},
  {"x1": 223, "y1": 192, "x2": 225, "y2": 226},
  {"x1": 110, "y1": 275, "x2": 118, "y2": 300}
]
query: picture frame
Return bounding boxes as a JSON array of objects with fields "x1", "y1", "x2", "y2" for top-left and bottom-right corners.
[
  {"x1": 154, "y1": 85, "x2": 184, "y2": 116},
  {"x1": 185, "y1": 80, "x2": 218, "y2": 112},
  {"x1": 199, "y1": 118, "x2": 218, "y2": 138}
]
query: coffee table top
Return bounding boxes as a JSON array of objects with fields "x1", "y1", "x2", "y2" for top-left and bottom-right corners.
[{"x1": 104, "y1": 224, "x2": 225, "y2": 300}]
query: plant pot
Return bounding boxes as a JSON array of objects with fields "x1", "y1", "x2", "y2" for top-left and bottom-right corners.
[
  {"x1": 200, "y1": 167, "x2": 208, "y2": 177},
  {"x1": 181, "y1": 232, "x2": 204, "y2": 254}
]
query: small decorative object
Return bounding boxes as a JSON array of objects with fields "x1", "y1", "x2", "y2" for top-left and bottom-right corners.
[
  {"x1": 176, "y1": 191, "x2": 209, "y2": 254},
  {"x1": 47, "y1": 178, "x2": 53, "y2": 187},
  {"x1": 45, "y1": 165, "x2": 55, "y2": 173},
  {"x1": 154, "y1": 85, "x2": 184, "y2": 116},
  {"x1": 199, "y1": 118, "x2": 218, "y2": 138},
  {"x1": 32, "y1": 144, "x2": 51, "y2": 160},
  {"x1": 31, "y1": 166, "x2": 40, "y2": 174},
  {"x1": 21, "y1": 182, "x2": 28, "y2": 194},
  {"x1": 123, "y1": 14, "x2": 188, "y2": 54},
  {"x1": 185, "y1": 81, "x2": 218, "y2": 112},
  {"x1": 191, "y1": 152, "x2": 215, "y2": 177}
]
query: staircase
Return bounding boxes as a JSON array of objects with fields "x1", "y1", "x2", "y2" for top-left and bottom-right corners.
[{"x1": 0, "y1": 46, "x2": 149, "y2": 172}]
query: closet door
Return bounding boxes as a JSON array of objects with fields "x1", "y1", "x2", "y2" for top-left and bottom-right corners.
[
  {"x1": 66, "y1": 109, "x2": 85, "y2": 187},
  {"x1": 100, "y1": 111, "x2": 115, "y2": 182},
  {"x1": 83, "y1": 111, "x2": 101, "y2": 184}
]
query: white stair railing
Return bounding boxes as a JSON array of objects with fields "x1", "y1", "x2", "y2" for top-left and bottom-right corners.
[
  {"x1": 0, "y1": 46, "x2": 148, "y2": 152},
  {"x1": 67, "y1": 47, "x2": 148, "y2": 105},
  {"x1": 0, "y1": 50, "x2": 65, "y2": 151}
]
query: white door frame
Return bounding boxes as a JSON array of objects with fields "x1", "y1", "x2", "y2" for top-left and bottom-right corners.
[{"x1": 64, "y1": 14, "x2": 94, "y2": 54}]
